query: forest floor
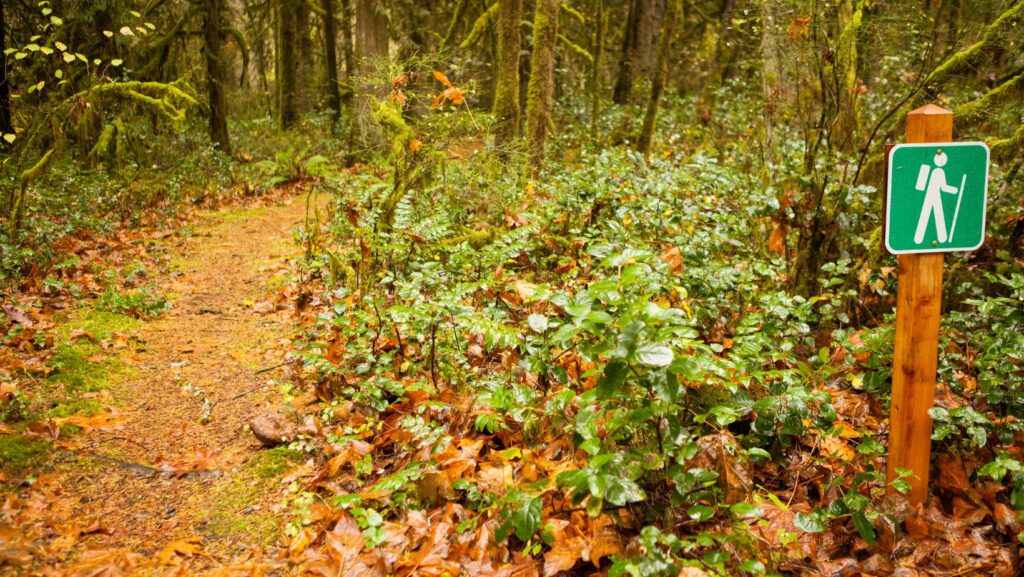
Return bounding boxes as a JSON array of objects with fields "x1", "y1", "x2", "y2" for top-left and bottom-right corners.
[{"x1": 2, "y1": 191, "x2": 311, "y2": 575}]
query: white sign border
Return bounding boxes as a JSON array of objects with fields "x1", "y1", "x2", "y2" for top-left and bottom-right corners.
[{"x1": 885, "y1": 141, "x2": 990, "y2": 255}]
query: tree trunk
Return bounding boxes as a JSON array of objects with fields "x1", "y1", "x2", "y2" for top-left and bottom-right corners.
[
  {"x1": 760, "y1": 0, "x2": 785, "y2": 180},
  {"x1": 354, "y1": 0, "x2": 389, "y2": 146},
  {"x1": 322, "y1": 0, "x2": 342, "y2": 124},
  {"x1": 525, "y1": 0, "x2": 559, "y2": 174},
  {"x1": 833, "y1": 0, "x2": 861, "y2": 154},
  {"x1": 637, "y1": 0, "x2": 677, "y2": 157},
  {"x1": 590, "y1": 0, "x2": 605, "y2": 139},
  {"x1": 341, "y1": 0, "x2": 355, "y2": 104},
  {"x1": 613, "y1": 0, "x2": 665, "y2": 104},
  {"x1": 203, "y1": 0, "x2": 232, "y2": 154},
  {"x1": 0, "y1": 0, "x2": 12, "y2": 139},
  {"x1": 493, "y1": 0, "x2": 522, "y2": 148},
  {"x1": 296, "y1": 1, "x2": 315, "y2": 110},
  {"x1": 276, "y1": 0, "x2": 300, "y2": 129}
]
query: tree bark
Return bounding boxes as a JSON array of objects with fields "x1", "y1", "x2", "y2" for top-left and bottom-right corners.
[
  {"x1": 341, "y1": 0, "x2": 355, "y2": 104},
  {"x1": 613, "y1": 0, "x2": 665, "y2": 104},
  {"x1": 203, "y1": 0, "x2": 232, "y2": 154},
  {"x1": 0, "y1": 0, "x2": 13, "y2": 138},
  {"x1": 637, "y1": 0, "x2": 677, "y2": 157},
  {"x1": 354, "y1": 0, "x2": 389, "y2": 146},
  {"x1": 276, "y1": 0, "x2": 300, "y2": 129},
  {"x1": 526, "y1": 0, "x2": 559, "y2": 174},
  {"x1": 296, "y1": 1, "x2": 315, "y2": 110},
  {"x1": 590, "y1": 0, "x2": 605, "y2": 139},
  {"x1": 833, "y1": 0, "x2": 861, "y2": 153},
  {"x1": 493, "y1": 0, "x2": 522, "y2": 148},
  {"x1": 322, "y1": 0, "x2": 342, "y2": 124}
]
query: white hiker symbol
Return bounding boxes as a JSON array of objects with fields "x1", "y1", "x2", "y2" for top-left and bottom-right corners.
[{"x1": 913, "y1": 150, "x2": 966, "y2": 245}]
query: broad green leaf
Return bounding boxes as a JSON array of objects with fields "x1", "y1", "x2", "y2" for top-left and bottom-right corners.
[
  {"x1": 686, "y1": 504, "x2": 715, "y2": 522},
  {"x1": 604, "y1": 477, "x2": 644, "y2": 506},
  {"x1": 738, "y1": 560, "x2": 766, "y2": 573},
  {"x1": 596, "y1": 360, "x2": 628, "y2": 399},
  {"x1": 527, "y1": 313, "x2": 548, "y2": 333},
  {"x1": 729, "y1": 502, "x2": 761, "y2": 519},
  {"x1": 852, "y1": 511, "x2": 875, "y2": 545},
  {"x1": 793, "y1": 511, "x2": 826, "y2": 533},
  {"x1": 636, "y1": 343, "x2": 673, "y2": 368}
]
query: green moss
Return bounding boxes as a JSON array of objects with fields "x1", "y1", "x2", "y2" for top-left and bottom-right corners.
[
  {"x1": 193, "y1": 447, "x2": 303, "y2": 544},
  {"x1": 48, "y1": 343, "x2": 132, "y2": 393},
  {"x1": 56, "y1": 309, "x2": 140, "y2": 341},
  {"x1": 48, "y1": 310, "x2": 138, "y2": 394},
  {"x1": 250, "y1": 446, "x2": 304, "y2": 479},
  {"x1": 48, "y1": 398, "x2": 104, "y2": 419},
  {"x1": 212, "y1": 207, "x2": 267, "y2": 223},
  {"x1": 0, "y1": 434, "x2": 50, "y2": 474},
  {"x1": 263, "y1": 273, "x2": 291, "y2": 292}
]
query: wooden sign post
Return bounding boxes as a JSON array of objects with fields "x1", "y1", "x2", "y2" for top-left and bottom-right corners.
[
  {"x1": 885, "y1": 105, "x2": 952, "y2": 504},
  {"x1": 885, "y1": 106, "x2": 990, "y2": 504}
]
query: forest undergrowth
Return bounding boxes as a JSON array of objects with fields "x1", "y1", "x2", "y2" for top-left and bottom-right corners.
[{"x1": 266, "y1": 99, "x2": 1024, "y2": 577}]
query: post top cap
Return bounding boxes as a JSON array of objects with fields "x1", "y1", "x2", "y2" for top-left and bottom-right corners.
[{"x1": 909, "y1": 104, "x2": 953, "y2": 116}]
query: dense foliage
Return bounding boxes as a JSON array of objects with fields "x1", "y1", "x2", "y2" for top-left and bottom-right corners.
[{"x1": 2, "y1": 0, "x2": 1023, "y2": 575}]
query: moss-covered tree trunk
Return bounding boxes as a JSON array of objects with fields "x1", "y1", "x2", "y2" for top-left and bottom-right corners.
[
  {"x1": 0, "y1": 0, "x2": 12, "y2": 139},
  {"x1": 322, "y1": 0, "x2": 342, "y2": 125},
  {"x1": 833, "y1": 0, "x2": 861, "y2": 154},
  {"x1": 276, "y1": 0, "x2": 299, "y2": 130},
  {"x1": 637, "y1": 0, "x2": 677, "y2": 157},
  {"x1": 203, "y1": 0, "x2": 232, "y2": 154},
  {"x1": 340, "y1": 0, "x2": 355, "y2": 105},
  {"x1": 589, "y1": 0, "x2": 605, "y2": 139},
  {"x1": 354, "y1": 0, "x2": 389, "y2": 146},
  {"x1": 696, "y1": 0, "x2": 737, "y2": 124},
  {"x1": 493, "y1": 0, "x2": 522, "y2": 148},
  {"x1": 526, "y1": 0, "x2": 558, "y2": 175}
]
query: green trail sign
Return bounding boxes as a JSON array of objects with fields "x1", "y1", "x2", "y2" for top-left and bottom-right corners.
[{"x1": 886, "y1": 142, "x2": 989, "y2": 254}]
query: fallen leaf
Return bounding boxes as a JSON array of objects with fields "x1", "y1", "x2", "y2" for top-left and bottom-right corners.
[{"x1": 157, "y1": 536, "x2": 204, "y2": 565}]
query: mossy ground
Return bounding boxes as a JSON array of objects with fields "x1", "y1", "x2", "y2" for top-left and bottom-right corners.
[
  {"x1": 0, "y1": 434, "x2": 51, "y2": 474},
  {"x1": 194, "y1": 446, "x2": 305, "y2": 545},
  {"x1": 48, "y1": 309, "x2": 139, "y2": 395},
  {"x1": 4, "y1": 310, "x2": 142, "y2": 474}
]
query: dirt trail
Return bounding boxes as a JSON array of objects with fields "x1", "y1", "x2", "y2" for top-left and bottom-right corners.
[{"x1": 49, "y1": 195, "x2": 310, "y2": 572}]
